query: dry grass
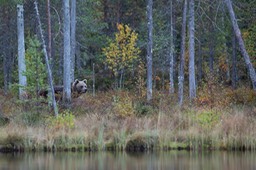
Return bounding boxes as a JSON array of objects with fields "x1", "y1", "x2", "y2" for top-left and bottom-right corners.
[{"x1": 0, "y1": 88, "x2": 256, "y2": 152}]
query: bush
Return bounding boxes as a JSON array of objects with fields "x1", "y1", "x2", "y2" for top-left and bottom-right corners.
[
  {"x1": 47, "y1": 111, "x2": 75, "y2": 130},
  {"x1": 112, "y1": 93, "x2": 134, "y2": 117},
  {"x1": 134, "y1": 101, "x2": 154, "y2": 116},
  {"x1": 226, "y1": 87, "x2": 256, "y2": 105}
]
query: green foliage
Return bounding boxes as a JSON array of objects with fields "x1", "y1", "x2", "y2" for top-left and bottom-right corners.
[
  {"x1": 114, "y1": 129, "x2": 127, "y2": 150},
  {"x1": 0, "y1": 0, "x2": 24, "y2": 5},
  {"x1": 103, "y1": 24, "x2": 140, "y2": 76},
  {"x1": 112, "y1": 93, "x2": 134, "y2": 117},
  {"x1": 185, "y1": 109, "x2": 221, "y2": 130},
  {"x1": 243, "y1": 25, "x2": 256, "y2": 67},
  {"x1": 77, "y1": 0, "x2": 107, "y2": 67},
  {"x1": 23, "y1": 35, "x2": 47, "y2": 97},
  {"x1": 134, "y1": 102, "x2": 154, "y2": 116},
  {"x1": 20, "y1": 112, "x2": 42, "y2": 126},
  {"x1": 48, "y1": 111, "x2": 75, "y2": 130},
  {"x1": 197, "y1": 110, "x2": 221, "y2": 129}
]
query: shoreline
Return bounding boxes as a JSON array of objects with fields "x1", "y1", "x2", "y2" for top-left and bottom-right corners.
[{"x1": 1, "y1": 90, "x2": 256, "y2": 154}]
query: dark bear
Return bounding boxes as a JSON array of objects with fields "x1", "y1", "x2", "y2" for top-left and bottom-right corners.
[{"x1": 39, "y1": 79, "x2": 87, "y2": 99}]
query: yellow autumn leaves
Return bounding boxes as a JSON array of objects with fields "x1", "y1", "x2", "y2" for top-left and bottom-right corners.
[{"x1": 102, "y1": 24, "x2": 140, "y2": 76}]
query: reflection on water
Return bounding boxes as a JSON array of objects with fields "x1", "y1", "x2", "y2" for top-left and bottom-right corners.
[{"x1": 0, "y1": 151, "x2": 256, "y2": 170}]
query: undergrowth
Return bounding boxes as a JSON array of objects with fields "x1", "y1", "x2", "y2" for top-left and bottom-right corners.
[{"x1": 0, "y1": 85, "x2": 256, "y2": 152}]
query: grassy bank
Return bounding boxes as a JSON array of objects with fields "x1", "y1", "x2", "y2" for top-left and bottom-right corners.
[{"x1": 0, "y1": 88, "x2": 256, "y2": 152}]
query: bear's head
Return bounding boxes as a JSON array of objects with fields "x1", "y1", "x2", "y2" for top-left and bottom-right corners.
[{"x1": 72, "y1": 79, "x2": 87, "y2": 94}]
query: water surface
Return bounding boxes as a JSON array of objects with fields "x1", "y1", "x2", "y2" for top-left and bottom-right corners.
[{"x1": 0, "y1": 151, "x2": 255, "y2": 170}]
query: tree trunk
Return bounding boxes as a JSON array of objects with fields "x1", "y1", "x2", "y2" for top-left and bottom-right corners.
[
  {"x1": 93, "y1": 63, "x2": 95, "y2": 97},
  {"x1": 224, "y1": 0, "x2": 256, "y2": 90},
  {"x1": 119, "y1": 69, "x2": 124, "y2": 89},
  {"x1": 146, "y1": 0, "x2": 153, "y2": 102},
  {"x1": 63, "y1": 0, "x2": 72, "y2": 105},
  {"x1": 47, "y1": 0, "x2": 52, "y2": 61},
  {"x1": 178, "y1": 0, "x2": 187, "y2": 106},
  {"x1": 76, "y1": 44, "x2": 82, "y2": 73},
  {"x1": 3, "y1": 54, "x2": 8, "y2": 94},
  {"x1": 209, "y1": 5, "x2": 214, "y2": 74},
  {"x1": 3, "y1": 49, "x2": 13, "y2": 95},
  {"x1": 188, "y1": 0, "x2": 196, "y2": 100},
  {"x1": 198, "y1": 36, "x2": 203, "y2": 82},
  {"x1": 221, "y1": 5, "x2": 230, "y2": 81},
  {"x1": 70, "y1": 0, "x2": 76, "y2": 82},
  {"x1": 3, "y1": 6, "x2": 13, "y2": 95},
  {"x1": 169, "y1": 0, "x2": 174, "y2": 94},
  {"x1": 46, "y1": 0, "x2": 53, "y2": 103},
  {"x1": 17, "y1": 4, "x2": 27, "y2": 100},
  {"x1": 231, "y1": 28, "x2": 237, "y2": 89},
  {"x1": 34, "y1": 1, "x2": 58, "y2": 116}
]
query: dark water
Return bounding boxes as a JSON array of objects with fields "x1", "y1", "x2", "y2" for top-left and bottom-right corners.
[{"x1": 0, "y1": 151, "x2": 255, "y2": 170}]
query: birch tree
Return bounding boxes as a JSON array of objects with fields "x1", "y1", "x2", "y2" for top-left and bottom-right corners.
[
  {"x1": 17, "y1": 4, "x2": 27, "y2": 99},
  {"x1": 232, "y1": 29, "x2": 237, "y2": 89},
  {"x1": 188, "y1": 0, "x2": 196, "y2": 100},
  {"x1": 147, "y1": 0, "x2": 153, "y2": 102},
  {"x1": 63, "y1": 0, "x2": 72, "y2": 104},
  {"x1": 34, "y1": 1, "x2": 58, "y2": 116},
  {"x1": 169, "y1": 0, "x2": 174, "y2": 94},
  {"x1": 47, "y1": 0, "x2": 52, "y2": 60},
  {"x1": 224, "y1": 0, "x2": 256, "y2": 90},
  {"x1": 178, "y1": 0, "x2": 187, "y2": 106},
  {"x1": 70, "y1": 0, "x2": 76, "y2": 82}
]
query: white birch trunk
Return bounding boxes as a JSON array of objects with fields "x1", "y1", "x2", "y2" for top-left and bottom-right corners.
[
  {"x1": 178, "y1": 0, "x2": 187, "y2": 106},
  {"x1": 146, "y1": 0, "x2": 153, "y2": 102},
  {"x1": 224, "y1": 0, "x2": 256, "y2": 90},
  {"x1": 231, "y1": 29, "x2": 237, "y2": 89},
  {"x1": 188, "y1": 0, "x2": 196, "y2": 100},
  {"x1": 63, "y1": 0, "x2": 72, "y2": 104},
  {"x1": 34, "y1": 1, "x2": 58, "y2": 116},
  {"x1": 70, "y1": 0, "x2": 76, "y2": 82},
  {"x1": 169, "y1": 0, "x2": 174, "y2": 94},
  {"x1": 17, "y1": 4, "x2": 27, "y2": 99}
]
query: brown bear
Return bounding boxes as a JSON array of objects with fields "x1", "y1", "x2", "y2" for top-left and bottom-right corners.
[
  {"x1": 71, "y1": 79, "x2": 88, "y2": 97},
  {"x1": 39, "y1": 79, "x2": 87, "y2": 99}
]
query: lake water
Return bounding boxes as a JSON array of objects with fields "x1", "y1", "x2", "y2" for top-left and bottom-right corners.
[{"x1": 0, "y1": 151, "x2": 255, "y2": 170}]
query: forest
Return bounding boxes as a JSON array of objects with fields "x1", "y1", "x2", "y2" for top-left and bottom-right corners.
[{"x1": 0, "y1": 0, "x2": 256, "y2": 152}]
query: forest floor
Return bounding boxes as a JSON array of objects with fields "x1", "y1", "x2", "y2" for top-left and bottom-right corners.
[{"x1": 0, "y1": 86, "x2": 256, "y2": 152}]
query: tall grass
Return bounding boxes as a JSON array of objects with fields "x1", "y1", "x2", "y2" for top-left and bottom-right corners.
[{"x1": 0, "y1": 88, "x2": 256, "y2": 152}]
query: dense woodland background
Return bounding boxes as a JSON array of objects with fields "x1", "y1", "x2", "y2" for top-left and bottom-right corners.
[{"x1": 0, "y1": 0, "x2": 256, "y2": 104}]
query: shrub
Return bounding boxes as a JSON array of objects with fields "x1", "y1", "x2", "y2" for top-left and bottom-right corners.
[
  {"x1": 226, "y1": 87, "x2": 256, "y2": 105},
  {"x1": 112, "y1": 93, "x2": 134, "y2": 117},
  {"x1": 47, "y1": 111, "x2": 75, "y2": 130}
]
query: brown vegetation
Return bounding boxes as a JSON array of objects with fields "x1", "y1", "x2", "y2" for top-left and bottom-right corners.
[{"x1": 0, "y1": 85, "x2": 256, "y2": 152}]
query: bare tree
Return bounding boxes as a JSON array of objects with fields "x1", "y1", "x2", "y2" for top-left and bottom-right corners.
[
  {"x1": 178, "y1": 0, "x2": 187, "y2": 106},
  {"x1": 146, "y1": 0, "x2": 153, "y2": 102},
  {"x1": 231, "y1": 29, "x2": 237, "y2": 89},
  {"x1": 34, "y1": 1, "x2": 58, "y2": 116},
  {"x1": 70, "y1": 0, "x2": 76, "y2": 82},
  {"x1": 47, "y1": 0, "x2": 52, "y2": 60},
  {"x1": 169, "y1": 0, "x2": 174, "y2": 94},
  {"x1": 17, "y1": 4, "x2": 27, "y2": 99},
  {"x1": 224, "y1": 0, "x2": 256, "y2": 90},
  {"x1": 188, "y1": 0, "x2": 196, "y2": 100},
  {"x1": 63, "y1": 0, "x2": 72, "y2": 104}
]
